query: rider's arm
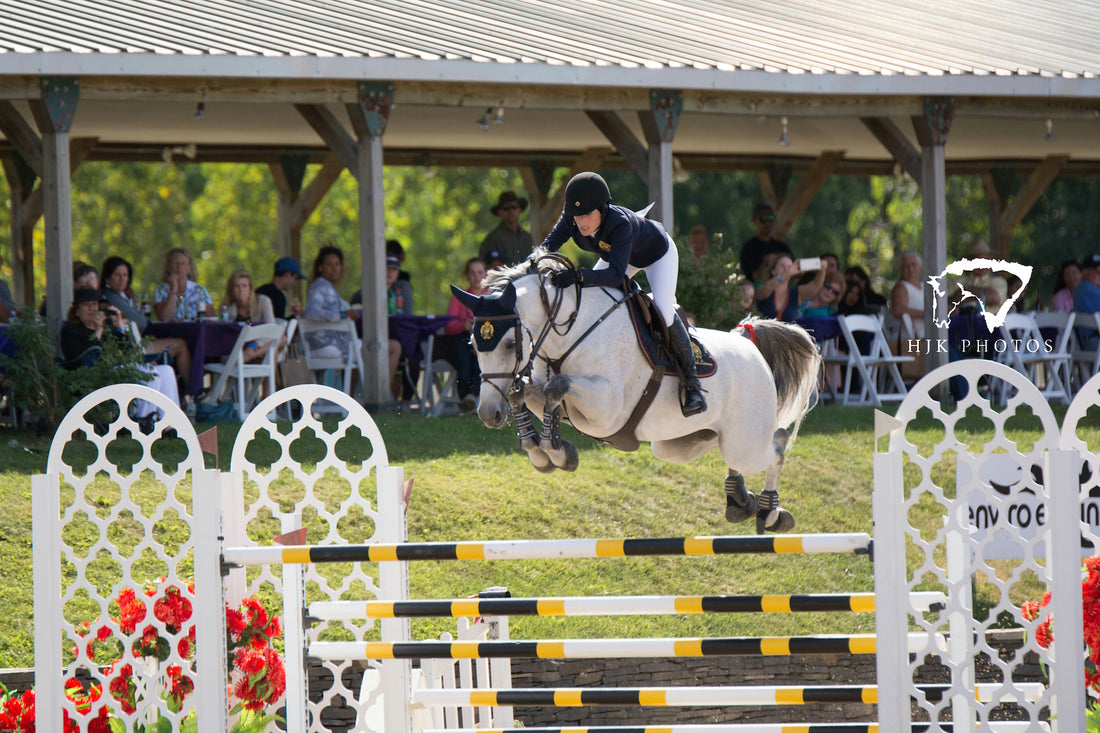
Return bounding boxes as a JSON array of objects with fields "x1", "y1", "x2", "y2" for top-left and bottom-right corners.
[{"x1": 539, "y1": 214, "x2": 573, "y2": 253}]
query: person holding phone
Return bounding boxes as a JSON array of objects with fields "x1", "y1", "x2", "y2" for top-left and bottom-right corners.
[{"x1": 755, "y1": 254, "x2": 827, "y2": 322}]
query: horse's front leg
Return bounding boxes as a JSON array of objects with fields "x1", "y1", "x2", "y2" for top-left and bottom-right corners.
[
  {"x1": 536, "y1": 374, "x2": 579, "y2": 471},
  {"x1": 507, "y1": 384, "x2": 556, "y2": 473}
]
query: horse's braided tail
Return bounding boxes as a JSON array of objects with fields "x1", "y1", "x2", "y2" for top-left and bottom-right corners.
[{"x1": 739, "y1": 316, "x2": 822, "y2": 448}]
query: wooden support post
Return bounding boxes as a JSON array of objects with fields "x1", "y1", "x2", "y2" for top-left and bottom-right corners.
[
  {"x1": 0, "y1": 151, "x2": 37, "y2": 306},
  {"x1": 347, "y1": 81, "x2": 394, "y2": 409},
  {"x1": 638, "y1": 89, "x2": 681, "y2": 232},
  {"x1": 913, "y1": 96, "x2": 953, "y2": 376},
  {"x1": 519, "y1": 160, "x2": 554, "y2": 248},
  {"x1": 29, "y1": 76, "x2": 78, "y2": 339},
  {"x1": 270, "y1": 152, "x2": 309, "y2": 261}
]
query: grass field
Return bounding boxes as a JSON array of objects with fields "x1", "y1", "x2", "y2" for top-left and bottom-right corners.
[{"x1": 0, "y1": 400, "x2": 1069, "y2": 669}]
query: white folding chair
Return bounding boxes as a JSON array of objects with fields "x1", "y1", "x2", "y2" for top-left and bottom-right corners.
[
  {"x1": 1071, "y1": 312, "x2": 1100, "y2": 393},
  {"x1": 994, "y1": 312, "x2": 1072, "y2": 403},
  {"x1": 1031, "y1": 310, "x2": 1076, "y2": 397},
  {"x1": 417, "y1": 332, "x2": 460, "y2": 417},
  {"x1": 836, "y1": 314, "x2": 913, "y2": 407},
  {"x1": 203, "y1": 321, "x2": 287, "y2": 419},
  {"x1": 295, "y1": 318, "x2": 365, "y2": 398}
]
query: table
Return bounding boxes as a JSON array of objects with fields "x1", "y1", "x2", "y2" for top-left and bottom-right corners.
[
  {"x1": 146, "y1": 320, "x2": 243, "y2": 395},
  {"x1": 355, "y1": 314, "x2": 456, "y2": 362},
  {"x1": 794, "y1": 316, "x2": 841, "y2": 344}
]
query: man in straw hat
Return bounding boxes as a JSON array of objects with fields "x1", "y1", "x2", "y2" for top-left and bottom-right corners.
[{"x1": 479, "y1": 190, "x2": 533, "y2": 267}]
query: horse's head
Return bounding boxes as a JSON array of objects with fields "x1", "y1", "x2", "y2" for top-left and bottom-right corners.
[{"x1": 450, "y1": 282, "x2": 528, "y2": 428}]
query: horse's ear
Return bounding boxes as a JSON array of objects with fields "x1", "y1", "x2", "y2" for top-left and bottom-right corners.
[
  {"x1": 500, "y1": 283, "x2": 517, "y2": 311},
  {"x1": 451, "y1": 284, "x2": 481, "y2": 311}
]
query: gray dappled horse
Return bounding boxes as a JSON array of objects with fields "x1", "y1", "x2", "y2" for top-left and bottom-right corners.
[{"x1": 452, "y1": 252, "x2": 822, "y2": 533}]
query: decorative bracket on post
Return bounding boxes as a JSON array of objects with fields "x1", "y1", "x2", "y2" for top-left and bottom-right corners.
[
  {"x1": 354, "y1": 81, "x2": 394, "y2": 138},
  {"x1": 647, "y1": 89, "x2": 682, "y2": 143},
  {"x1": 913, "y1": 96, "x2": 954, "y2": 147},
  {"x1": 35, "y1": 76, "x2": 79, "y2": 133}
]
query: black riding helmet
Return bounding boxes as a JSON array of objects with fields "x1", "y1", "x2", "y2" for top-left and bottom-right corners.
[{"x1": 564, "y1": 172, "x2": 612, "y2": 216}]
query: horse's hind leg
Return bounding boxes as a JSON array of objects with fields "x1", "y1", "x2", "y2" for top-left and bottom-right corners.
[
  {"x1": 724, "y1": 470, "x2": 757, "y2": 524},
  {"x1": 757, "y1": 428, "x2": 796, "y2": 534}
]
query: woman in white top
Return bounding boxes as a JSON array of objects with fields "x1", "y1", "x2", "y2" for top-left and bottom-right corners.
[
  {"x1": 889, "y1": 250, "x2": 925, "y2": 339},
  {"x1": 222, "y1": 268, "x2": 279, "y2": 363}
]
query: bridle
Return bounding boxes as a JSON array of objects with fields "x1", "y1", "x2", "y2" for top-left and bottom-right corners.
[{"x1": 471, "y1": 253, "x2": 632, "y2": 401}]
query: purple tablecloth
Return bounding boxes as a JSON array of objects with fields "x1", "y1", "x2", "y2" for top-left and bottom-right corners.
[
  {"x1": 388, "y1": 315, "x2": 455, "y2": 361},
  {"x1": 794, "y1": 316, "x2": 841, "y2": 343},
  {"x1": 146, "y1": 320, "x2": 243, "y2": 394},
  {"x1": 356, "y1": 314, "x2": 457, "y2": 361}
]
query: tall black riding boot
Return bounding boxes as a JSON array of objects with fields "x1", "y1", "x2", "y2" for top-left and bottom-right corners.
[{"x1": 667, "y1": 316, "x2": 707, "y2": 417}]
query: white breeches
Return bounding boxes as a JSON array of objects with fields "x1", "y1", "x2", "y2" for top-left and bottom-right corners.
[{"x1": 594, "y1": 234, "x2": 679, "y2": 326}]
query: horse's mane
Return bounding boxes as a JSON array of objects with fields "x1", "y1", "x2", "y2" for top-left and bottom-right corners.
[{"x1": 482, "y1": 246, "x2": 564, "y2": 293}]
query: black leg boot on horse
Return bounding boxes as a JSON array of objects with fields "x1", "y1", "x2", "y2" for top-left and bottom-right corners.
[{"x1": 667, "y1": 315, "x2": 707, "y2": 417}]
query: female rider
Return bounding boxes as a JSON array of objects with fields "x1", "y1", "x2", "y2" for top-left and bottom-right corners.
[{"x1": 540, "y1": 171, "x2": 705, "y2": 417}]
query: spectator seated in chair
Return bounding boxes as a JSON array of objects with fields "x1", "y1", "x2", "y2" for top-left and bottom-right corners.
[{"x1": 60, "y1": 288, "x2": 180, "y2": 429}]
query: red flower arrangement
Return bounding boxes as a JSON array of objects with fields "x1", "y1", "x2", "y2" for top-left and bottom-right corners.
[
  {"x1": 1022, "y1": 554, "x2": 1100, "y2": 694},
  {"x1": 47, "y1": 578, "x2": 285, "y2": 730}
]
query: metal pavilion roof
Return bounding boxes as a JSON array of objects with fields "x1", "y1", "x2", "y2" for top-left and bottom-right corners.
[{"x1": 0, "y1": 0, "x2": 1098, "y2": 89}]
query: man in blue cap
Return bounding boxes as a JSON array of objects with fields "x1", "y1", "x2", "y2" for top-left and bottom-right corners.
[{"x1": 257, "y1": 256, "x2": 303, "y2": 320}]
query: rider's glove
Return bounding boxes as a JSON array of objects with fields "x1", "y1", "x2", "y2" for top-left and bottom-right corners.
[{"x1": 550, "y1": 269, "x2": 581, "y2": 288}]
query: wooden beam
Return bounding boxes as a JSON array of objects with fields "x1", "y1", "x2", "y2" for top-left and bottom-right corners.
[
  {"x1": 0, "y1": 153, "x2": 35, "y2": 304},
  {"x1": 25, "y1": 137, "x2": 97, "y2": 223},
  {"x1": 775, "y1": 151, "x2": 844, "y2": 239},
  {"x1": 289, "y1": 153, "x2": 344, "y2": 227},
  {"x1": 294, "y1": 103, "x2": 358, "y2": 173},
  {"x1": 0, "y1": 101, "x2": 42, "y2": 174},
  {"x1": 519, "y1": 165, "x2": 546, "y2": 245},
  {"x1": 981, "y1": 172, "x2": 1007, "y2": 256},
  {"x1": 585, "y1": 110, "x2": 648, "y2": 182},
  {"x1": 860, "y1": 117, "x2": 921, "y2": 181},
  {"x1": 757, "y1": 163, "x2": 792, "y2": 213},
  {"x1": 538, "y1": 147, "x2": 611, "y2": 239},
  {"x1": 999, "y1": 155, "x2": 1069, "y2": 233}
]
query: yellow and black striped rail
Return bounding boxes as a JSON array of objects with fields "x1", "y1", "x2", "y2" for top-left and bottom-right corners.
[
  {"x1": 223, "y1": 533, "x2": 871, "y2": 566},
  {"x1": 412, "y1": 683, "x2": 1043, "y2": 708},
  {"x1": 309, "y1": 592, "x2": 946, "y2": 620},
  {"x1": 413, "y1": 685, "x2": 880, "y2": 707},
  {"x1": 309, "y1": 634, "x2": 893, "y2": 661}
]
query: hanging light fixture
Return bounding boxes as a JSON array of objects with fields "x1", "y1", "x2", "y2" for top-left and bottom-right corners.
[
  {"x1": 778, "y1": 116, "x2": 790, "y2": 147},
  {"x1": 1045, "y1": 118, "x2": 1054, "y2": 142},
  {"x1": 492, "y1": 106, "x2": 504, "y2": 126}
]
